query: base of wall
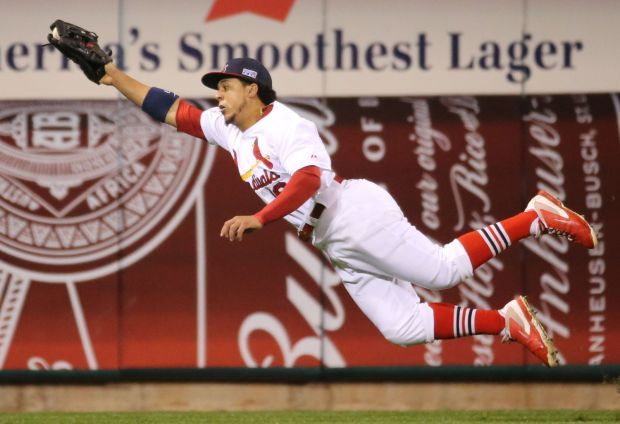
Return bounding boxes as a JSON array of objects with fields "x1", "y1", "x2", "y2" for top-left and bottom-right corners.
[{"x1": 0, "y1": 382, "x2": 618, "y2": 412}]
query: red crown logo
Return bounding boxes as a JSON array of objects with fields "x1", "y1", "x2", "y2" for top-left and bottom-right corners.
[{"x1": 206, "y1": 0, "x2": 295, "y2": 23}]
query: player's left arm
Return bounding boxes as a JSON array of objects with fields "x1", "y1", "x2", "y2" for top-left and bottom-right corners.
[
  {"x1": 100, "y1": 63, "x2": 182, "y2": 128},
  {"x1": 220, "y1": 166, "x2": 321, "y2": 241}
]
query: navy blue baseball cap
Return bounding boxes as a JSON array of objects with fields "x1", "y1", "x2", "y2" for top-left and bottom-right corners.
[{"x1": 202, "y1": 58, "x2": 273, "y2": 90}]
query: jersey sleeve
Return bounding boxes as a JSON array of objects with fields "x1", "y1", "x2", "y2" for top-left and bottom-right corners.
[
  {"x1": 277, "y1": 119, "x2": 331, "y2": 175},
  {"x1": 254, "y1": 165, "x2": 321, "y2": 225},
  {"x1": 175, "y1": 100, "x2": 206, "y2": 140},
  {"x1": 175, "y1": 100, "x2": 230, "y2": 151}
]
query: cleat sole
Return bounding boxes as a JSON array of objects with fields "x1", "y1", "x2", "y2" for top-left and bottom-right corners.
[{"x1": 519, "y1": 296, "x2": 559, "y2": 367}]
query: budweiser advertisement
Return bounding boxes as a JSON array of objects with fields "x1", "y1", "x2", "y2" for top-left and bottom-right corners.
[
  {"x1": 0, "y1": 94, "x2": 618, "y2": 371},
  {"x1": 2, "y1": 0, "x2": 620, "y2": 98}
]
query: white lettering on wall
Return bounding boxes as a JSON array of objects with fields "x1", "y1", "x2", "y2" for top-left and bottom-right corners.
[{"x1": 238, "y1": 233, "x2": 346, "y2": 368}]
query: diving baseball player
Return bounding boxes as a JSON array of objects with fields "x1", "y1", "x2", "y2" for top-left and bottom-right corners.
[{"x1": 48, "y1": 20, "x2": 598, "y2": 367}]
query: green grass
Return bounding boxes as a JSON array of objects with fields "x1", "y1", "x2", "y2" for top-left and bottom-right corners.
[{"x1": 0, "y1": 411, "x2": 618, "y2": 423}]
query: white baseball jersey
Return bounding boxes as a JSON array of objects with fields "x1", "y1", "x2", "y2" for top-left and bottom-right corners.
[{"x1": 199, "y1": 101, "x2": 334, "y2": 228}]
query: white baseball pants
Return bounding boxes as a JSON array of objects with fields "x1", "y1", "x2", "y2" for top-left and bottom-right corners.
[{"x1": 312, "y1": 179, "x2": 474, "y2": 345}]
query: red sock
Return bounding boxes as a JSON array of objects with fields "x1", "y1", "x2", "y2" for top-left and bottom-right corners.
[
  {"x1": 457, "y1": 210, "x2": 538, "y2": 270},
  {"x1": 429, "y1": 303, "x2": 504, "y2": 339}
]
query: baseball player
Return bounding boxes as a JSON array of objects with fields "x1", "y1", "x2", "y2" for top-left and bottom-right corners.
[{"x1": 48, "y1": 21, "x2": 598, "y2": 367}]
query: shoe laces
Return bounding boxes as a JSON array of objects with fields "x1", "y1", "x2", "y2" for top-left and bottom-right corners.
[{"x1": 500, "y1": 326, "x2": 513, "y2": 344}]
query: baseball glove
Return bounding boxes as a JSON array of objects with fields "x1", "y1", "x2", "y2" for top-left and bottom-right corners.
[{"x1": 48, "y1": 19, "x2": 112, "y2": 84}]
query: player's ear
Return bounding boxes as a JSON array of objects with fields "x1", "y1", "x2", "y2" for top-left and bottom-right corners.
[{"x1": 246, "y1": 82, "x2": 259, "y2": 98}]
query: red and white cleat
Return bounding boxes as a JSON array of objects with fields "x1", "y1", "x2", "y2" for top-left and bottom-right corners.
[
  {"x1": 501, "y1": 296, "x2": 558, "y2": 367},
  {"x1": 526, "y1": 190, "x2": 597, "y2": 249}
]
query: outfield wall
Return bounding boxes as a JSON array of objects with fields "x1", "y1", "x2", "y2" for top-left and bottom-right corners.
[
  {"x1": 0, "y1": 382, "x2": 618, "y2": 412},
  {"x1": 0, "y1": 94, "x2": 618, "y2": 375}
]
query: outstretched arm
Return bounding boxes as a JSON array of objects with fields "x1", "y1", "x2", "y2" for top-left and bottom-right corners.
[
  {"x1": 100, "y1": 63, "x2": 180, "y2": 128},
  {"x1": 48, "y1": 20, "x2": 181, "y2": 128}
]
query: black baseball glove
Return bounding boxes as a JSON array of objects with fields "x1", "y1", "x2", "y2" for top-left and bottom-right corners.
[{"x1": 48, "y1": 19, "x2": 112, "y2": 84}]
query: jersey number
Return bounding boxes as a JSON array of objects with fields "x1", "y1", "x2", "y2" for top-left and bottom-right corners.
[{"x1": 272, "y1": 182, "x2": 286, "y2": 196}]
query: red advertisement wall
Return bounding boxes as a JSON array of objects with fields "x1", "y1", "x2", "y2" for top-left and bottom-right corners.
[{"x1": 0, "y1": 94, "x2": 618, "y2": 371}]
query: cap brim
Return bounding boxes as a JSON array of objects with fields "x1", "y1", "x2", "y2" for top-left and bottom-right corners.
[{"x1": 201, "y1": 72, "x2": 253, "y2": 89}]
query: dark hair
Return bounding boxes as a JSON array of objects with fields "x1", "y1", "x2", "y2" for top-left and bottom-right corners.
[
  {"x1": 240, "y1": 79, "x2": 277, "y2": 105},
  {"x1": 257, "y1": 85, "x2": 277, "y2": 105}
]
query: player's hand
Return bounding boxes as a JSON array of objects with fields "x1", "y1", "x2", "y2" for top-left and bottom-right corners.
[
  {"x1": 220, "y1": 215, "x2": 263, "y2": 242},
  {"x1": 98, "y1": 63, "x2": 115, "y2": 86}
]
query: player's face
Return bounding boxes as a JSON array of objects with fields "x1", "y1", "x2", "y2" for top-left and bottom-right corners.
[{"x1": 216, "y1": 78, "x2": 252, "y2": 126}]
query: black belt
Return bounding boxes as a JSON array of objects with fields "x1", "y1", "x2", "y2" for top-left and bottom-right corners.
[{"x1": 298, "y1": 175, "x2": 343, "y2": 242}]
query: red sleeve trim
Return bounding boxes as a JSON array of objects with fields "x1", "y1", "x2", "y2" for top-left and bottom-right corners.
[
  {"x1": 176, "y1": 99, "x2": 206, "y2": 140},
  {"x1": 254, "y1": 166, "x2": 321, "y2": 225}
]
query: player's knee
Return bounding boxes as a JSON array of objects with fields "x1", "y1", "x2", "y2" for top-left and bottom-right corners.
[
  {"x1": 380, "y1": 326, "x2": 425, "y2": 346},
  {"x1": 430, "y1": 273, "x2": 461, "y2": 291},
  {"x1": 444, "y1": 239, "x2": 474, "y2": 280},
  {"x1": 427, "y1": 240, "x2": 473, "y2": 290}
]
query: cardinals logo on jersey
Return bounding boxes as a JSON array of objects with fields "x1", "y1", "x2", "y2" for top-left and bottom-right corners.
[
  {"x1": 236, "y1": 138, "x2": 274, "y2": 182},
  {"x1": 252, "y1": 138, "x2": 273, "y2": 169}
]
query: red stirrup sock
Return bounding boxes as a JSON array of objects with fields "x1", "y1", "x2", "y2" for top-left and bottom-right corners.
[
  {"x1": 429, "y1": 303, "x2": 504, "y2": 339},
  {"x1": 456, "y1": 210, "x2": 538, "y2": 270}
]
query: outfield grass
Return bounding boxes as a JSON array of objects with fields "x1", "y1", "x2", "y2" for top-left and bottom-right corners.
[{"x1": 0, "y1": 410, "x2": 618, "y2": 423}]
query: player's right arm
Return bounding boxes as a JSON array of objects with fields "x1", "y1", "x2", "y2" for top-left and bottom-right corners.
[
  {"x1": 49, "y1": 21, "x2": 208, "y2": 139},
  {"x1": 100, "y1": 63, "x2": 180, "y2": 128}
]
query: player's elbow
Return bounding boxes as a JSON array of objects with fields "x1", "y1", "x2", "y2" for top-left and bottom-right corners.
[
  {"x1": 309, "y1": 174, "x2": 321, "y2": 194},
  {"x1": 296, "y1": 165, "x2": 321, "y2": 193}
]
